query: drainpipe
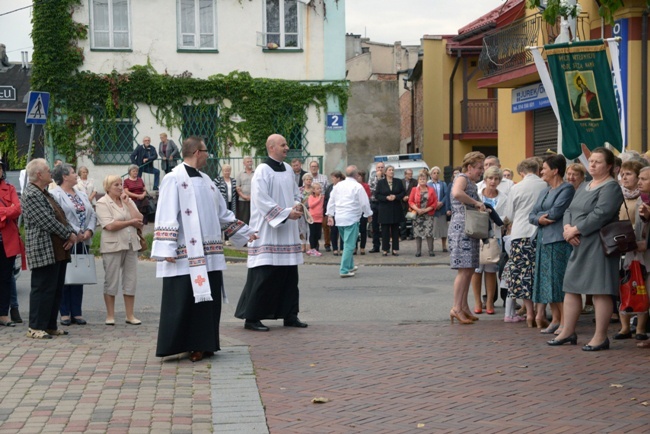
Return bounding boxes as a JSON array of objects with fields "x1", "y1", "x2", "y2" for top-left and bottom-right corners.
[
  {"x1": 449, "y1": 54, "x2": 461, "y2": 167},
  {"x1": 411, "y1": 81, "x2": 416, "y2": 152},
  {"x1": 643, "y1": 8, "x2": 648, "y2": 153}
]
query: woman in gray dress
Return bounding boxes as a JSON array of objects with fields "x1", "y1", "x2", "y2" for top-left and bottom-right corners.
[
  {"x1": 548, "y1": 147, "x2": 624, "y2": 351},
  {"x1": 448, "y1": 151, "x2": 486, "y2": 325}
]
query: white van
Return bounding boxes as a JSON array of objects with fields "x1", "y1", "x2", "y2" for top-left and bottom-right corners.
[{"x1": 367, "y1": 153, "x2": 429, "y2": 181}]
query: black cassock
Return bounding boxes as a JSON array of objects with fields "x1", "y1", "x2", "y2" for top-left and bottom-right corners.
[
  {"x1": 234, "y1": 265, "x2": 299, "y2": 321},
  {"x1": 156, "y1": 271, "x2": 223, "y2": 357}
]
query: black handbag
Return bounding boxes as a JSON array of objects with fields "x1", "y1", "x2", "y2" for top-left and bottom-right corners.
[{"x1": 599, "y1": 201, "x2": 637, "y2": 256}]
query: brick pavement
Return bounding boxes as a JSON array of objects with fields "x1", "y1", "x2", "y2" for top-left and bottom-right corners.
[
  {"x1": 0, "y1": 321, "x2": 265, "y2": 434},
  {"x1": 225, "y1": 316, "x2": 650, "y2": 434}
]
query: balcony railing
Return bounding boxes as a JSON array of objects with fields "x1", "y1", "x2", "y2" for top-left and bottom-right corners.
[
  {"x1": 478, "y1": 13, "x2": 588, "y2": 79},
  {"x1": 461, "y1": 99, "x2": 498, "y2": 133}
]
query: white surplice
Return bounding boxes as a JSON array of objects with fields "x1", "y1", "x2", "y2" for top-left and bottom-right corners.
[
  {"x1": 151, "y1": 164, "x2": 255, "y2": 280},
  {"x1": 247, "y1": 161, "x2": 304, "y2": 268}
]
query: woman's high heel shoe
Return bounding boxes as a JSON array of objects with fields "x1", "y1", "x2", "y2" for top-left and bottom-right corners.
[
  {"x1": 582, "y1": 338, "x2": 610, "y2": 351},
  {"x1": 540, "y1": 323, "x2": 561, "y2": 334},
  {"x1": 450, "y1": 309, "x2": 473, "y2": 325},
  {"x1": 547, "y1": 333, "x2": 578, "y2": 346},
  {"x1": 463, "y1": 310, "x2": 479, "y2": 321}
]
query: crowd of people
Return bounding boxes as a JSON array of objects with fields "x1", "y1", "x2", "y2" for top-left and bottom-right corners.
[
  {"x1": 448, "y1": 148, "x2": 650, "y2": 352},
  {"x1": 5, "y1": 134, "x2": 650, "y2": 359}
]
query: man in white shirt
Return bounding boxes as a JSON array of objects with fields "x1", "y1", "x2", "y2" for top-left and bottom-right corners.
[
  {"x1": 327, "y1": 165, "x2": 373, "y2": 277},
  {"x1": 477, "y1": 156, "x2": 514, "y2": 196}
]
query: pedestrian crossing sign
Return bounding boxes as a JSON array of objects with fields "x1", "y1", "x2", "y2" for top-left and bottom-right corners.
[{"x1": 25, "y1": 91, "x2": 50, "y2": 125}]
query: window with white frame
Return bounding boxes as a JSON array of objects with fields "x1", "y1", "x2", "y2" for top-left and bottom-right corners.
[
  {"x1": 178, "y1": 0, "x2": 217, "y2": 49},
  {"x1": 90, "y1": 0, "x2": 131, "y2": 49},
  {"x1": 265, "y1": 0, "x2": 300, "y2": 48}
]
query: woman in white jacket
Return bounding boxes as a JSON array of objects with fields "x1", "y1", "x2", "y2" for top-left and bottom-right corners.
[{"x1": 51, "y1": 164, "x2": 97, "y2": 326}]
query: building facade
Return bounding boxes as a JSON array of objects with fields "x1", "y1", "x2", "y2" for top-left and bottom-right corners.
[
  {"x1": 69, "y1": 0, "x2": 346, "y2": 190},
  {"x1": 416, "y1": 0, "x2": 650, "y2": 180}
]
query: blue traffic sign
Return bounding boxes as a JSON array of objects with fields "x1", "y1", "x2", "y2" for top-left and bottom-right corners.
[
  {"x1": 326, "y1": 113, "x2": 344, "y2": 130},
  {"x1": 25, "y1": 91, "x2": 50, "y2": 125}
]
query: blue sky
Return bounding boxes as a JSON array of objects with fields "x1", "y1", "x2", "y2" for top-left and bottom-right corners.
[{"x1": 0, "y1": 0, "x2": 507, "y2": 61}]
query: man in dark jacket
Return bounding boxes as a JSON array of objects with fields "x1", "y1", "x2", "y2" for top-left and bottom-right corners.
[{"x1": 130, "y1": 137, "x2": 160, "y2": 190}]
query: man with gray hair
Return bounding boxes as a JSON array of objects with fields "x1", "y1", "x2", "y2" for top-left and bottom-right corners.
[
  {"x1": 477, "y1": 155, "x2": 513, "y2": 195},
  {"x1": 130, "y1": 136, "x2": 160, "y2": 190},
  {"x1": 326, "y1": 165, "x2": 373, "y2": 278}
]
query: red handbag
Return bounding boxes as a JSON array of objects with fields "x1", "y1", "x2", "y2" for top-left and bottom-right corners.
[{"x1": 620, "y1": 260, "x2": 650, "y2": 314}]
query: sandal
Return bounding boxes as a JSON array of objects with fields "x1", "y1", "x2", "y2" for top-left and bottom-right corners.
[
  {"x1": 0, "y1": 319, "x2": 16, "y2": 327},
  {"x1": 27, "y1": 328, "x2": 53, "y2": 339},
  {"x1": 46, "y1": 329, "x2": 69, "y2": 336}
]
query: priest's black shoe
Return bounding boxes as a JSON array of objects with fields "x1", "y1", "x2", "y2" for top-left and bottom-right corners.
[
  {"x1": 284, "y1": 318, "x2": 308, "y2": 328},
  {"x1": 244, "y1": 320, "x2": 270, "y2": 332}
]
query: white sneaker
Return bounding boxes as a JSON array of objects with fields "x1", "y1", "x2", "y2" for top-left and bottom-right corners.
[
  {"x1": 340, "y1": 272, "x2": 355, "y2": 278},
  {"x1": 352, "y1": 266, "x2": 358, "y2": 272}
]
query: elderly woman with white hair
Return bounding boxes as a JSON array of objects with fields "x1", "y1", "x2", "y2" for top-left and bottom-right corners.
[
  {"x1": 502, "y1": 158, "x2": 547, "y2": 328},
  {"x1": 22, "y1": 159, "x2": 77, "y2": 339},
  {"x1": 214, "y1": 164, "x2": 237, "y2": 214},
  {"x1": 428, "y1": 166, "x2": 451, "y2": 253},
  {"x1": 214, "y1": 164, "x2": 238, "y2": 245},
  {"x1": 471, "y1": 165, "x2": 507, "y2": 316},
  {"x1": 76, "y1": 166, "x2": 97, "y2": 204}
]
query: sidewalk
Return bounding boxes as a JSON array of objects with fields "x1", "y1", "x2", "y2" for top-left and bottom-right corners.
[{"x1": 0, "y1": 321, "x2": 267, "y2": 433}]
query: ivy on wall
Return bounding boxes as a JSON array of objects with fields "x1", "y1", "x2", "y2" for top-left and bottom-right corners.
[
  {"x1": 0, "y1": 124, "x2": 26, "y2": 169},
  {"x1": 31, "y1": 0, "x2": 348, "y2": 163}
]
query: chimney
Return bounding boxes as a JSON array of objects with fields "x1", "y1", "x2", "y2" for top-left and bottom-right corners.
[{"x1": 21, "y1": 51, "x2": 29, "y2": 69}]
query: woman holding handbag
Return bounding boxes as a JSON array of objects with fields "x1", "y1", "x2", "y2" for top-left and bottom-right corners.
[
  {"x1": 615, "y1": 160, "x2": 648, "y2": 342},
  {"x1": 409, "y1": 171, "x2": 438, "y2": 257},
  {"x1": 51, "y1": 164, "x2": 97, "y2": 326},
  {"x1": 472, "y1": 166, "x2": 507, "y2": 316},
  {"x1": 528, "y1": 155, "x2": 575, "y2": 334},
  {"x1": 448, "y1": 151, "x2": 486, "y2": 325},
  {"x1": 549, "y1": 147, "x2": 624, "y2": 351}
]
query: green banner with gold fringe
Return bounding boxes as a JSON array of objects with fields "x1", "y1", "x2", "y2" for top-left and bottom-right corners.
[{"x1": 544, "y1": 39, "x2": 622, "y2": 159}]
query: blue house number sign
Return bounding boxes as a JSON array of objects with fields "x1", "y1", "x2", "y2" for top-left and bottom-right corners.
[{"x1": 326, "y1": 113, "x2": 344, "y2": 130}]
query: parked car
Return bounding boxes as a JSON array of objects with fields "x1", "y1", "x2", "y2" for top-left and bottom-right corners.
[{"x1": 368, "y1": 153, "x2": 430, "y2": 181}]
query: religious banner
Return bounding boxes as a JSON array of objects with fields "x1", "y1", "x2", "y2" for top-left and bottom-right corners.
[{"x1": 545, "y1": 39, "x2": 622, "y2": 160}]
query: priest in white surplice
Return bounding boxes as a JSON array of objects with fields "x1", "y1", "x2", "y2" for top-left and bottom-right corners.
[
  {"x1": 151, "y1": 136, "x2": 257, "y2": 362},
  {"x1": 235, "y1": 134, "x2": 309, "y2": 332}
]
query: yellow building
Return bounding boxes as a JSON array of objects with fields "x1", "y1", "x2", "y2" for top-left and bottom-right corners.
[{"x1": 414, "y1": 0, "x2": 650, "y2": 180}]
